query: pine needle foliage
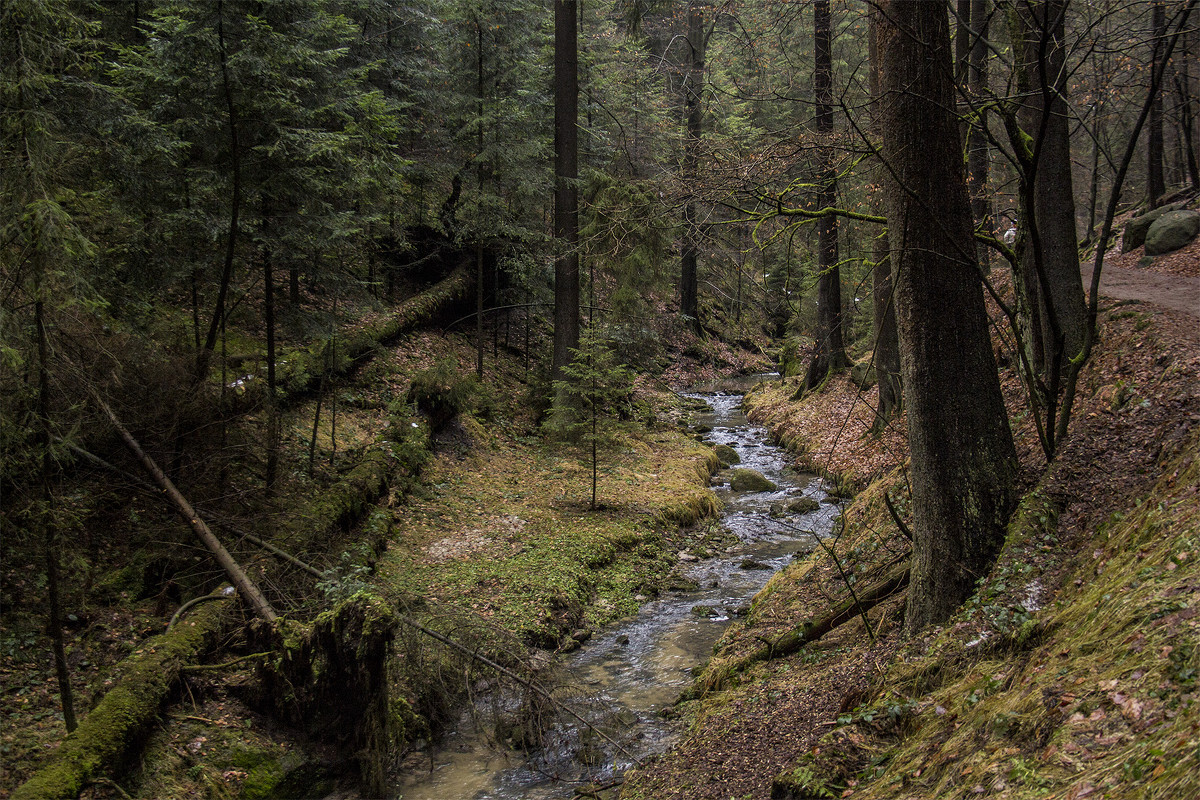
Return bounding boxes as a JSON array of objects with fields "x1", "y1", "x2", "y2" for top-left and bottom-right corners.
[{"x1": 551, "y1": 328, "x2": 636, "y2": 510}]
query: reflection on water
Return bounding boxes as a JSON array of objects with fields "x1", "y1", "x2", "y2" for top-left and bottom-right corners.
[{"x1": 393, "y1": 378, "x2": 841, "y2": 800}]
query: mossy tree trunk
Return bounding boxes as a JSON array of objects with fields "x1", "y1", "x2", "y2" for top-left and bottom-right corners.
[
  {"x1": 876, "y1": 0, "x2": 1019, "y2": 633},
  {"x1": 11, "y1": 598, "x2": 232, "y2": 800},
  {"x1": 257, "y1": 595, "x2": 398, "y2": 797}
]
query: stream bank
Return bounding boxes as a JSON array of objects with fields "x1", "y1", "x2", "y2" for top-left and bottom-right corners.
[
  {"x1": 623, "y1": 306, "x2": 1200, "y2": 800},
  {"x1": 393, "y1": 377, "x2": 844, "y2": 799}
]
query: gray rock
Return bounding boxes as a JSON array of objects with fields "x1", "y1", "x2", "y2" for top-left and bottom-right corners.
[
  {"x1": 850, "y1": 359, "x2": 876, "y2": 390},
  {"x1": 1122, "y1": 203, "x2": 1183, "y2": 252},
  {"x1": 729, "y1": 468, "x2": 778, "y2": 492},
  {"x1": 1144, "y1": 210, "x2": 1200, "y2": 256}
]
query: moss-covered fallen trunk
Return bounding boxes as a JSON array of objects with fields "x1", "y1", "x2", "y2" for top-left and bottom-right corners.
[
  {"x1": 275, "y1": 262, "x2": 470, "y2": 403},
  {"x1": 683, "y1": 562, "x2": 910, "y2": 701},
  {"x1": 11, "y1": 597, "x2": 232, "y2": 800}
]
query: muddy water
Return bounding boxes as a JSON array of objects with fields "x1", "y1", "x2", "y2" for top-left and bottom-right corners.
[{"x1": 393, "y1": 378, "x2": 841, "y2": 799}]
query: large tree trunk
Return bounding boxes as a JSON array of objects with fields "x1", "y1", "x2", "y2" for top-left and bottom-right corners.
[
  {"x1": 552, "y1": 0, "x2": 580, "y2": 382},
  {"x1": 805, "y1": 0, "x2": 849, "y2": 390},
  {"x1": 679, "y1": 0, "x2": 705, "y2": 334},
  {"x1": 868, "y1": 6, "x2": 901, "y2": 428},
  {"x1": 1010, "y1": 0, "x2": 1088, "y2": 449},
  {"x1": 876, "y1": 0, "x2": 1019, "y2": 633}
]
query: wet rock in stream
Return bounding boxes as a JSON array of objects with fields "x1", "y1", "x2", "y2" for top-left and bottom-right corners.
[{"x1": 729, "y1": 468, "x2": 778, "y2": 492}]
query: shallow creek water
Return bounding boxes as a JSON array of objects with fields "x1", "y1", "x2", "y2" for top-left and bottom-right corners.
[{"x1": 393, "y1": 377, "x2": 842, "y2": 799}]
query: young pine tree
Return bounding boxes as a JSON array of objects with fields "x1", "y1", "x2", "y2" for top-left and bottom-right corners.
[{"x1": 551, "y1": 329, "x2": 635, "y2": 510}]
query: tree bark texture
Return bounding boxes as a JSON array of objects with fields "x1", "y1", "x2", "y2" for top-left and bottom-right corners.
[
  {"x1": 1013, "y1": 0, "x2": 1087, "y2": 377},
  {"x1": 876, "y1": 0, "x2": 1019, "y2": 633},
  {"x1": 679, "y1": 0, "x2": 705, "y2": 333},
  {"x1": 806, "y1": 0, "x2": 849, "y2": 390},
  {"x1": 552, "y1": 0, "x2": 581, "y2": 382}
]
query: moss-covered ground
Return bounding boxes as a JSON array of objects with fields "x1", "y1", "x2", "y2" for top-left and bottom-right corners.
[{"x1": 1, "y1": 284, "x2": 774, "y2": 798}]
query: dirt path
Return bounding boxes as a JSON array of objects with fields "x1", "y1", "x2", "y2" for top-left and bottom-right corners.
[
  {"x1": 1087, "y1": 262, "x2": 1200, "y2": 317},
  {"x1": 1089, "y1": 235, "x2": 1200, "y2": 318}
]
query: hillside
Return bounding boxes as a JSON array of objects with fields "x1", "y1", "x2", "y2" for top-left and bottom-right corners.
[{"x1": 620, "y1": 243, "x2": 1200, "y2": 799}]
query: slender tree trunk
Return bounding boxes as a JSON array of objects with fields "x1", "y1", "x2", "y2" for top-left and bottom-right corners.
[
  {"x1": 197, "y1": 0, "x2": 241, "y2": 382},
  {"x1": 262, "y1": 208, "x2": 278, "y2": 495},
  {"x1": 1148, "y1": 0, "x2": 1167, "y2": 206},
  {"x1": 552, "y1": 0, "x2": 580, "y2": 383},
  {"x1": 94, "y1": 393, "x2": 278, "y2": 623},
  {"x1": 1011, "y1": 0, "x2": 1087, "y2": 417},
  {"x1": 805, "y1": 0, "x2": 849, "y2": 390},
  {"x1": 36, "y1": 293, "x2": 77, "y2": 733},
  {"x1": 679, "y1": 0, "x2": 705, "y2": 334},
  {"x1": 1177, "y1": 24, "x2": 1200, "y2": 190},
  {"x1": 876, "y1": 0, "x2": 1018, "y2": 632},
  {"x1": 868, "y1": 7, "x2": 901, "y2": 428},
  {"x1": 476, "y1": 23, "x2": 486, "y2": 380},
  {"x1": 968, "y1": 0, "x2": 992, "y2": 271}
]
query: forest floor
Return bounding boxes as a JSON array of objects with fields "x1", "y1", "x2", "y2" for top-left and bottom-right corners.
[
  {"x1": 2, "y1": 231, "x2": 1195, "y2": 800},
  {"x1": 620, "y1": 238, "x2": 1200, "y2": 799}
]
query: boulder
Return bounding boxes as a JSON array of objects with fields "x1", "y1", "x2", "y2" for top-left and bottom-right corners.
[
  {"x1": 1144, "y1": 210, "x2": 1200, "y2": 256},
  {"x1": 1122, "y1": 203, "x2": 1181, "y2": 252},
  {"x1": 713, "y1": 443, "x2": 740, "y2": 465},
  {"x1": 850, "y1": 359, "x2": 876, "y2": 390},
  {"x1": 730, "y1": 468, "x2": 778, "y2": 492},
  {"x1": 787, "y1": 497, "x2": 821, "y2": 514}
]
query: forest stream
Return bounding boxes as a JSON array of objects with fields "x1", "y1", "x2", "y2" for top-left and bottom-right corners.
[{"x1": 393, "y1": 376, "x2": 844, "y2": 800}]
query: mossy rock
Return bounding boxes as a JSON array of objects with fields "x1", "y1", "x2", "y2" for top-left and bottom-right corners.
[
  {"x1": 788, "y1": 497, "x2": 821, "y2": 514},
  {"x1": 849, "y1": 359, "x2": 876, "y2": 390},
  {"x1": 1122, "y1": 202, "x2": 1184, "y2": 252},
  {"x1": 713, "y1": 444, "x2": 740, "y2": 465},
  {"x1": 771, "y1": 496, "x2": 819, "y2": 517},
  {"x1": 1144, "y1": 210, "x2": 1200, "y2": 255},
  {"x1": 729, "y1": 469, "x2": 778, "y2": 493}
]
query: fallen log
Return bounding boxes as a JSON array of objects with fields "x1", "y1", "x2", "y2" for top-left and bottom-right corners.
[
  {"x1": 90, "y1": 391, "x2": 277, "y2": 623},
  {"x1": 749, "y1": 562, "x2": 909, "y2": 663},
  {"x1": 11, "y1": 597, "x2": 232, "y2": 800},
  {"x1": 275, "y1": 261, "x2": 471, "y2": 401},
  {"x1": 684, "y1": 563, "x2": 910, "y2": 700}
]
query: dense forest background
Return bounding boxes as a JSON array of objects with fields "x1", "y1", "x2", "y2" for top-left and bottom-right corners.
[{"x1": 3, "y1": 0, "x2": 1199, "y2": 798}]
